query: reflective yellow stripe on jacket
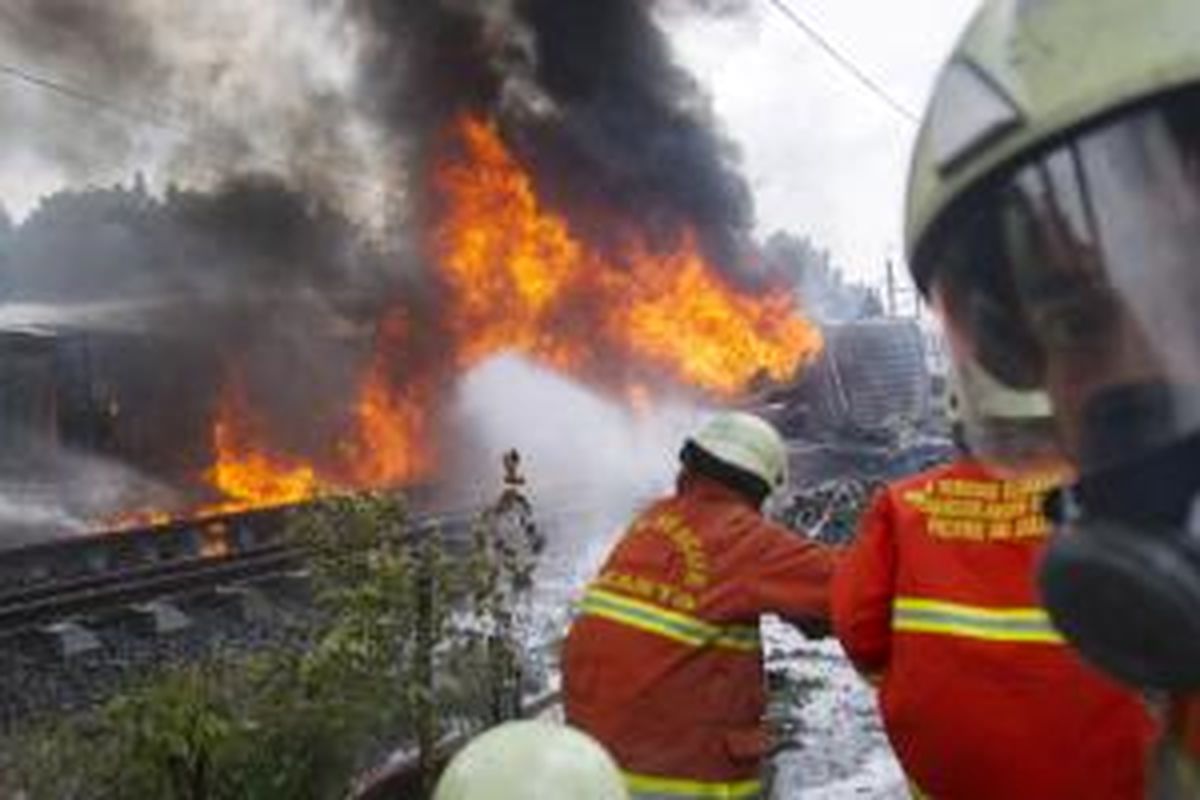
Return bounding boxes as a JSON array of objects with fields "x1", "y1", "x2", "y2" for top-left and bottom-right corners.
[
  {"x1": 908, "y1": 779, "x2": 933, "y2": 799},
  {"x1": 892, "y1": 597, "x2": 1063, "y2": 644},
  {"x1": 578, "y1": 587, "x2": 760, "y2": 652},
  {"x1": 625, "y1": 770, "x2": 762, "y2": 799},
  {"x1": 1159, "y1": 737, "x2": 1200, "y2": 796}
]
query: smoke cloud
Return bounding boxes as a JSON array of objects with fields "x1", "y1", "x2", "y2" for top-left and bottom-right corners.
[
  {"x1": 0, "y1": 0, "x2": 765, "y2": 526},
  {"x1": 450, "y1": 354, "x2": 705, "y2": 563},
  {"x1": 514, "y1": 0, "x2": 754, "y2": 275},
  {"x1": 0, "y1": 1, "x2": 380, "y2": 220},
  {"x1": 343, "y1": 0, "x2": 756, "y2": 277}
]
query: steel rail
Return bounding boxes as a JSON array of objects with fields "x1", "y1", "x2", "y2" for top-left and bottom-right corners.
[
  {"x1": 0, "y1": 545, "x2": 304, "y2": 637},
  {"x1": 0, "y1": 504, "x2": 489, "y2": 637}
]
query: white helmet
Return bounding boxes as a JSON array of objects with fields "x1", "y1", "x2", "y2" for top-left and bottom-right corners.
[
  {"x1": 433, "y1": 721, "x2": 628, "y2": 800},
  {"x1": 689, "y1": 411, "x2": 789, "y2": 492},
  {"x1": 948, "y1": 358, "x2": 1058, "y2": 467},
  {"x1": 952, "y1": 359, "x2": 1051, "y2": 422}
]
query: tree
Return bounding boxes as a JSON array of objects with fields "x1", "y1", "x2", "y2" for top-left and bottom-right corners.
[
  {"x1": 763, "y1": 231, "x2": 884, "y2": 322},
  {"x1": 0, "y1": 202, "x2": 12, "y2": 299}
]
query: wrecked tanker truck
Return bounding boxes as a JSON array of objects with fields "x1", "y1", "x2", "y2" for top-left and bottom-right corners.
[{"x1": 750, "y1": 318, "x2": 955, "y2": 543}]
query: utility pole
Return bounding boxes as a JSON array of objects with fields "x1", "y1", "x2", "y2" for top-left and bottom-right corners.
[{"x1": 886, "y1": 258, "x2": 898, "y2": 318}]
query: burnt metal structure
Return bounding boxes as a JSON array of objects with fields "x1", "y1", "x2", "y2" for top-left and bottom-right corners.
[
  {"x1": 764, "y1": 318, "x2": 936, "y2": 439},
  {"x1": 750, "y1": 318, "x2": 953, "y2": 486}
]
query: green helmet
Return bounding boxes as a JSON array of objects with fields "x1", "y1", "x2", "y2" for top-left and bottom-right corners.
[
  {"x1": 433, "y1": 722, "x2": 628, "y2": 800},
  {"x1": 904, "y1": 0, "x2": 1200, "y2": 467},
  {"x1": 905, "y1": 0, "x2": 1200, "y2": 691},
  {"x1": 907, "y1": 0, "x2": 1200, "y2": 281}
]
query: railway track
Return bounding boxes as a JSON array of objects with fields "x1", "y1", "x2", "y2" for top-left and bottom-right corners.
[
  {"x1": 0, "y1": 500, "x2": 493, "y2": 640},
  {"x1": 0, "y1": 543, "x2": 304, "y2": 638}
]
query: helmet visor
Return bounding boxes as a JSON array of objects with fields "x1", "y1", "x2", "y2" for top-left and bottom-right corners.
[{"x1": 919, "y1": 88, "x2": 1200, "y2": 472}]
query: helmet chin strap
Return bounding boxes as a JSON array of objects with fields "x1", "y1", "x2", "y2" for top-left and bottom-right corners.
[{"x1": 1039, "y1": 431, "x2": 1200, "y2": 690}]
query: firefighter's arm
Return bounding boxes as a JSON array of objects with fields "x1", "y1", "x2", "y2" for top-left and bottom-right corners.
[
  {"x1": 744, "y1": 523, "x2": 839, "y2": 635},
  {"x1": 831, "y1": 489, "x2": 897, "y2": 679}
]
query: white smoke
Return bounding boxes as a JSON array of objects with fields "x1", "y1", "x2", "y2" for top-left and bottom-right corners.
[
  {"x1": 0, "y1": 491, "x2": 87, "y2": 542},
  {"x1": 450, "y1": 354, "x2": 711, "y2": 570},
  {"x1": 0, "y1": 0, "x2": 388, "y2": 227},
  {"x1": 0, "y1": 441, "x2": 183, "y2": 545}
]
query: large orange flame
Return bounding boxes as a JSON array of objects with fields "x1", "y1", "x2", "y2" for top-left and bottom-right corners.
[
  {"x1": 205, "y1": 382, "x2": 321, "y2": 515},
  {"x1": 610, "y1": 244, "x2": 819, "y2": 394},
  {"x1": 432, "y1": 118, "x2": 587, "y2": 372},
  {"x1": 160, "y1": 113, "x2": 821, "y2": 524},
  {"x1": 199, "y1": 314, "x2": 436, "y2": 517},
  {"x1": 341, "y1": 309, "x2": 436, "y2": 487},
  {"x1": 433, "y1": 116, "x2": 821, "y2": 396}
]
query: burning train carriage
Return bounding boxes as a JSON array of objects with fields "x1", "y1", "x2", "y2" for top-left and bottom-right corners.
[
  {"x1": 0, "y1": 0, "x2": 844, "y2": 544},
  {"x1": 0, "y1": 327, "x2": 62, "y2": 471},
  {"x1": 0, "y1": 300, "x2": 342, "y2": 539},
  {"x1": 789, "y1": 319, "x2": 935, "y2": 437},
  {"x1": 0, "y1": 304, "x2": 224, "y2": 472},
  {"x1": 0, "y1": 305, "x2": 209, "y2": 542},
  {"x1": 0, "y1": 116, "x2": 827, "y2": 544}
]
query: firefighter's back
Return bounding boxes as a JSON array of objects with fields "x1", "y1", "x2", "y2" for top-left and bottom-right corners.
[
  {"x1": 837, "y1": 459, "x2": 1154, "y2": 799},
  {"x1": 564, "y1": 485, "x2": 773, "y2": 795},
  {"x1": 565, "y1": 471, "x2": 834, "y2": 798}
]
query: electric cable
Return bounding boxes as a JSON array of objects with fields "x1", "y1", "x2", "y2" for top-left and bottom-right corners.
[{"x1": 764, "y1": 0, "x2": 919, "y2": 125}]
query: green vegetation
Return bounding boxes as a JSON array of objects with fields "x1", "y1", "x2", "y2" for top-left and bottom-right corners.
[{"x1": 0, "y1": 461, "x2": 544, "y2": 800}]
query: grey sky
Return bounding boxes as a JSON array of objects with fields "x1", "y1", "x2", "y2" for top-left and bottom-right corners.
[
  {"x1": 0, "y1": 1, "x2": 981, "y2": 290},
  {"x1": 665, "y1": 0, "x2": 980, "y2": 286}
]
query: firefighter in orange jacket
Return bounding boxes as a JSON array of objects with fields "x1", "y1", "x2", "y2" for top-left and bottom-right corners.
[
  {"x1": 833, "y1": 394, "x2": 1155, "y2": 799},
  {"x1": 901, "y1": 3, "x2": 1200, "y2": 793},
  {"x1": 563, "y1": 412, "x2": 836, "y2": 800}
]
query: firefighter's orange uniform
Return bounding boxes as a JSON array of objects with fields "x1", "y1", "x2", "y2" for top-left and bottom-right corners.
[
  {"x1": 563, "y1": 473, "x2": 836, "y2": 799},
  {"x1": 833, "y1": 458, "x2": 1155, "y2": 799}
]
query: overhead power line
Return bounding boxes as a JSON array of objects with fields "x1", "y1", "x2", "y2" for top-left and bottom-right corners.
[
  {"x1": 0, "y1": 59, "x2": 397, "y2": 201},
  {"x1": 764, "y1": 0, "x2": 919, "y2": 125},
  {"x1": 0, "y1": 62, "x2": 186, "y2": 133}
]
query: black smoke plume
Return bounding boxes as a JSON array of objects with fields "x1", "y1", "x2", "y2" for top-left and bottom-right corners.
[
  {"x1": 0, "y1": 0, "x2": 759, "y2": 527},
  {"x1": 515, "y1": 0, "x2": 753, "y2": 275},
  {"x1": 344, "y1": 0, "x2": 756, "y2": 278}
]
